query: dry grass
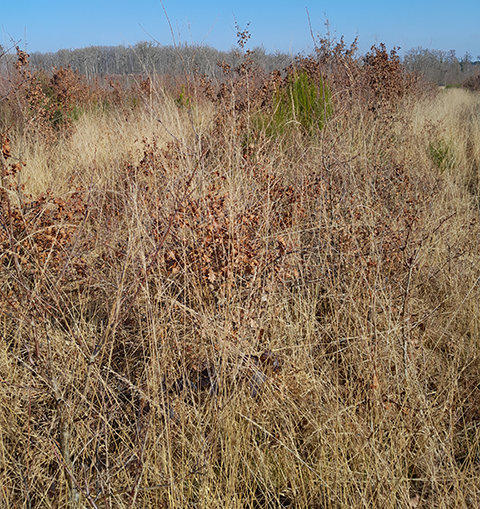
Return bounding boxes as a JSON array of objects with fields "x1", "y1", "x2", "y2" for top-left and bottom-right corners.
[{"x1": 1, "y1": 46, "x2": 480, "y2": 509}]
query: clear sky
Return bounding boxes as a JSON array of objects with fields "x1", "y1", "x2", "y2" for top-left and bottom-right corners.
[{"x1": 2, "y1": 0, "x2": 479, "y2": 59}]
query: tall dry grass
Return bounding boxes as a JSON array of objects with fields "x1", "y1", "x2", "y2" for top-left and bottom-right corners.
[{"x1": 1, "y1": 45, "x2": 480, "y2": 509}]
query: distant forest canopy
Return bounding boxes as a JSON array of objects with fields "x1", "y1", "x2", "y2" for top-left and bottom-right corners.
[
  {"x1": 2, "y1": 40, "x2": 479, "y2": 86},
  {"x1": 26, "y1": 41, "x2": 295, "y2": 80},
  {"x1": 403, "y1": 47, "x2": 479, "y2": 86}
]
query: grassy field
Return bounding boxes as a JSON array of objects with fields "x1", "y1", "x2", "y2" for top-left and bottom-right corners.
[{"x1": 1, "y1": 43, "x2": 480, "y2": 508}]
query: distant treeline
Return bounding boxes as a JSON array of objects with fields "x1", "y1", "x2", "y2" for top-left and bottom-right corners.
[
  {"x1": 2, "y1": 40, "x2": 479, "y2": 87},
  {"x1": 402, "y1": 47, "x2": 479, "y2": 86},
  {"x1": 26, "y1": 41, "x2": 294, "y2": 80}
]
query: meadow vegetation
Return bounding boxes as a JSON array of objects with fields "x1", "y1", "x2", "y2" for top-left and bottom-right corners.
[{"x1": 1, "y1": 33, "x2": 480, "y2": 508}]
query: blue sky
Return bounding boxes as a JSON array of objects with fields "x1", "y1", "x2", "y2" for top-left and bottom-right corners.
[{"x1": 2, "y1": 0, "x2": 479, "y2": 59}]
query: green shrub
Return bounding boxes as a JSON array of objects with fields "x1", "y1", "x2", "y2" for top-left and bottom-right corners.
[
  {"x1": 428, "y1": 139, "x2": 455, "y2": 173},
  {"x1": 263, "y1": 70, "x2": 332, "y2": 138},
  {"x1": 175, "y1": 84, "x2": 192, "y2": 109}
]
